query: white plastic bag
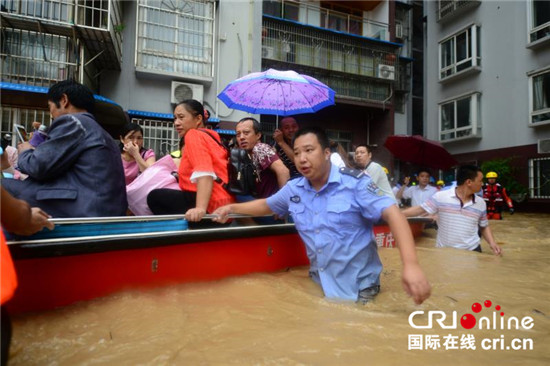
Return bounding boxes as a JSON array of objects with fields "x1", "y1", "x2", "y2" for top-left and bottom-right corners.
[{"x1": 126, "y1": 155, "x2": 180, "y2": 215}]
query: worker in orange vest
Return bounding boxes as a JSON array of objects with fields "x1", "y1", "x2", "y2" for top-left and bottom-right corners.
[
  {"x1": 482, "y1": 171, "x2": 514, "y2": 220},
  {"x1": 1, "y1": 187, "x2": 54, "y2": 366}
]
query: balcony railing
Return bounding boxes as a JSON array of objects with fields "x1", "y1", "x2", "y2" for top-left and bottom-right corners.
[
  {"x1": 263, "y1": 0, "x2": 389, "y2": 41},
  {"x1": 263, "y1": 17, "x2": 399, "y2": 78},
  {"x1": 0, "y1": 0, "x2": 123, "y2": 70},
  {"x1": 436, "y1": 0, "x2": 481, "y2": 23},
  {"x1": 0, "y1": 28, "x2": 79, "y2": 86}
]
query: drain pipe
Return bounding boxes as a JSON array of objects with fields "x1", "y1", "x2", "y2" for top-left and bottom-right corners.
[
  {"x1": 382, "y1": 86, "x2": 393, "y2": 111},
  {"x1": 215, "y1": 2, "x2": 222, "y2": 119}
]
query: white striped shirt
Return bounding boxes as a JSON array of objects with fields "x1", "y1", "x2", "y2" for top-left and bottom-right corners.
[{"x1": 421, "y1": 188, "x2": 489, "y2": 251}]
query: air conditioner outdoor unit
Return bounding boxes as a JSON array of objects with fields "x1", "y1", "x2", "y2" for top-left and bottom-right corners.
[
  {"x1": 396, "y1": 22, "x2": 403, "y2": 39},
  {"x1": 378, "y1": 65, "x2": 395, "y2": 80},
  {"x1": 171, "y1": 81, "x2": 204, "y2": 104},
  {"x1": 262, "y1": 45, "x2": 275, "y2": 59},
  {"x1": 538, "y1": 138, "x2": 550, "y2": 154}
]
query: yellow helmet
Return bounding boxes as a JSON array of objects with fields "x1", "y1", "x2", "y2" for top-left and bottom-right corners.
[
  {"x1": 382, "y1": 167, "x2": 389, "y2": 175},
  {"x1": 486, "y1": 171, "x2": 498, "y2": 179},
  {"x1": 436, "y1": 180, "x2": 444, "y2": 186}
]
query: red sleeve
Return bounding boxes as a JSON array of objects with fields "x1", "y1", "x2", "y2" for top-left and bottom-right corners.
[{"x1": 183, "y1": 129, "x2": 215, "y2": 172}]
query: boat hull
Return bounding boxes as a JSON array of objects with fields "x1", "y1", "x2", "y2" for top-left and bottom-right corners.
[{"x1": 6, "y1": 221, "x2": 426, "y2": 314}]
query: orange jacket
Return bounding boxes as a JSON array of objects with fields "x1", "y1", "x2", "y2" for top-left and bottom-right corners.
[{"x1": 1, "y1": 230, "x2": 17, "y2": 304}]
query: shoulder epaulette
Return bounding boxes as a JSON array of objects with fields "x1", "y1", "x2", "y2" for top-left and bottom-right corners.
[{"x1": 339, "y1": 167, "x2": 365, "y2": 179}]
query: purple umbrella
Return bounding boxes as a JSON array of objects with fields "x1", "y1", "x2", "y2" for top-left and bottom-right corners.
[{"x1": 217, "y1": 69, "x2": 335, "y2": 116}]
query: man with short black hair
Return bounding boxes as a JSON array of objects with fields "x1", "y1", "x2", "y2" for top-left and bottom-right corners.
[
  {"x1": 403, "y1": 165, "x2": 501, "y2": 255},
  {"x1": 2, "y1": 79, "x2": 127, "y2": 218},
  {"x1": 235, "y1": 117, "x2": 289, "y2": 198},
  {"x1": 396, "y1": 168, "x2": 438, "y2": 206},
  {"x1": 354, "y1": 143, "x2": 397, "y2": 203},
  {"x1": 214, "y1": 127, "x2": 431, "y2": 304},
  {"x1": 273, "y1": 116, "x2": 300, "y2": 178}
]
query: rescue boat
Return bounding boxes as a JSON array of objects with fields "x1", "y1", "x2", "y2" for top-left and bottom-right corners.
[{"x1": 5, "y1": 216, "x2": 428, "y2": 314}]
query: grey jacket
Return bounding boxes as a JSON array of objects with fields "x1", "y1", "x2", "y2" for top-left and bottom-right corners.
[{"x1": 3, "y1": 112, "x2": 127, "y2": 218}]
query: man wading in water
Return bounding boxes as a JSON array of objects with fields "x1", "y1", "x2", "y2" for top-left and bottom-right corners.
[{"x1": 214, "y1": 127, "x2": 431, "y2": 304}]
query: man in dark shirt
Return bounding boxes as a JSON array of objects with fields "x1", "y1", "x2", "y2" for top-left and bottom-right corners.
[
  {"x1": 273, "y1": 117, "x2": 300, "y2": 179},
  {"x1": 2, "y1": 80, "x2": 127, "y2": 218}
]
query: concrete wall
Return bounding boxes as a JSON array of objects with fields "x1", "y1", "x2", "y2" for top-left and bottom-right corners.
[
  {"x1": 101, "y1": 0, "x2": 259, "y2": 122},
  {"x1": 425, "y1": 1, "x2": 550, "y2": 156}
]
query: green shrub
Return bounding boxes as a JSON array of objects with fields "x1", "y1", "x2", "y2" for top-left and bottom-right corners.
[{"x1": 481, "y1": 158, "x2": 527, "y2": 194}]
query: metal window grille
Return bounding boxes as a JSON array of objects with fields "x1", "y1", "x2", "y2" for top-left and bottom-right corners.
[
  {"x1": 136, "y1": 0, "x2": 215, "y2": 78},
  {"x1": 130, "y1": 117, "x2": 179, "y2": 158},
  {"x1": 529, "y1": 157, "x2": 550, "y2": 199},
  {"x1": 326, "y1": 129, "x2": 352, "y2": 152},
  {"x1": 437, "y1": 0, "x2": 481, "y2": 22},
  {"x1": 1, "y1": 106, "x2": 50, "y2": 145},
  {"x1": 0, "y1": 28, "x2": 78, "y2": 86}
]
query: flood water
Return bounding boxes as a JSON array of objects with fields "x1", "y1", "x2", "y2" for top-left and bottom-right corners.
[{"x1": 8, "y1": 213, "x2": 550, "y2": 366}]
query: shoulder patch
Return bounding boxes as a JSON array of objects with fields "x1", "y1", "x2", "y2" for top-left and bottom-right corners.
[{"x1": 339, "y1": 167, "x2": 365, "y2": 179}]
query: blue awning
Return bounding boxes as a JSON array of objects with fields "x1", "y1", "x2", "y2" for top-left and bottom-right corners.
[
  {"x1": 214, "y1": 129, "x2": 236, "y2": 136},
  {"x1": 0, "y1": 82, "x2": 125, "y2": 138},
  {"x1": 0, "y1": 82, "x2": 120, "y2": 106},
  {"x1": 128, "y1": 109, "x2": 221, "y2": 123}
]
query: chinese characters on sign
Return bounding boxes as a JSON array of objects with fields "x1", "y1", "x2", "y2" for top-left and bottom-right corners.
[{"x1": 408, "y1": 334, "x2": 477, "y2": 350}]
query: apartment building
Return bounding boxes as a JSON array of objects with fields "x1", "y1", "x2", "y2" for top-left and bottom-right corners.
[
  {"x1": 424, "y1": 0, "x2": 550, "y2": 210},
  {"x1": 1, "y1": 0, "x2": 413, "y2": 169}
]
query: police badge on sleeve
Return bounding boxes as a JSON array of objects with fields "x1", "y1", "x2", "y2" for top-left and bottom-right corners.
[{"x1": 366, "y1": 181, "x2": 384, "y2": 196}]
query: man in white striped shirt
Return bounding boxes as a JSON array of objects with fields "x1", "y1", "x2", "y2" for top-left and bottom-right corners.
[{"x1": 402, "y1": 165, "x2": 501, "y2": 255}]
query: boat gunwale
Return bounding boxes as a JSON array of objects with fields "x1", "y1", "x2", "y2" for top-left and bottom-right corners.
[
  {"x1": 7, "y1": 217, "x2": 432, "y2": 260},
  {"x1": 8, "y1": 224, "x2": 299, "y2": 260}
]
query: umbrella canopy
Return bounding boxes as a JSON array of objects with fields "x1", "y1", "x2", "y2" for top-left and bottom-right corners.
[
  {"x1": 217, "y1": 68, "x2": 335, "y2": 116},
  {"x1": 384, "y1": 135, "x2": 458, "y2": 170}
]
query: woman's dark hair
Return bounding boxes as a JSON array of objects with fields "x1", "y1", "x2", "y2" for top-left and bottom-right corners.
[
  {"x1": 47, "y1": 79, "x2": 95, "y2": 114},
  {"x1": 177, "y1": 99, "x2": 207, "y2": 124},
  {"x1": 330, "y1": 140, "x2": 353, "y2": 168},
  {"x1": 237, "y1": 117, "x2": 261, "y2": 134},
  {"x1": 119, "y1": 122, "x2": 145, "y2": 153},
  {"x1": 293, "y1": 126, "x2": 330, "y2": 150}
]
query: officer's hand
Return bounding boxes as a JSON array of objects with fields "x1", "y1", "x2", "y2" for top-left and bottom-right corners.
[{"x1": 509, "y1": 208, "x2": 515, "y2": 215}]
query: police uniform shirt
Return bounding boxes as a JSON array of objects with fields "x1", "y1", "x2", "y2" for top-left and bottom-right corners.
[{"x1": 266, "y1": 164, "x2": 397, "y2": 300}]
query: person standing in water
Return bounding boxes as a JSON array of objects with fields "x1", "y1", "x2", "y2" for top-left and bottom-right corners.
[
  {"x1": 402, "y1": 165, "x2": 502, "y2": 255},
  {"x1": 214, "y1": 127, "x2": 431, "y2": 304}
]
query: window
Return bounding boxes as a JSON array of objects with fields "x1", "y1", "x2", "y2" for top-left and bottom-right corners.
[
  {"x1": 529, "y1": 157, "x2": 550, "y2": 199},
  {"x1": 529, "y1": 0, "x2": 550, "y2": 43},
  {"x1": 136, "y1": 0, "x2": 215, "y2": 79},
  {"x1": 1, "y1": 107, "x2": 50, "y2": 139},
  {"x1": 529, "y1": 69, "x2": 550, "y2": 125},
  {"x1": 0, "y1": 29, "x2": 77, "y2": 86},
  {"x1": 263, "y1": 0, "x2": 299, "y2": 21},
  {"x1": 439, "y1": 25, "x2": 480, "y2": 80},
  {"x1": 130, "y1": 117, "x2": 179, "y2": 158},
  {"x1": 439, "y1": 92, "x2": 481, "y2": 141},
  {"x1": 326, "y1": 130, "x2": 352, "y2": 153}
]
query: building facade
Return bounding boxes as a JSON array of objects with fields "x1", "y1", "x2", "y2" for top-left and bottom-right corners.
[
  {"x1": 1, "y1": 0, "x2": 413, "y2": 171},
  {"x1": 425, "y1": 0, "x2": 550, "y2": 210}
]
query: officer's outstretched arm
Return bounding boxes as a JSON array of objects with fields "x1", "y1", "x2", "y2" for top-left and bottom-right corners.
[
  {"x1": 212, "y1": 199, "x2": 273, "y2": 223},
  {"x1": 382, "y1": 205, "x2": 431, "y2": 305}
]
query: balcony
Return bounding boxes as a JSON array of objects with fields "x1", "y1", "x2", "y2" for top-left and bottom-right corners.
[
  {"x1": 436, "y1": 0, "x2": 481, "y2": 23},
  {"x1": 262, "y1": 16, "x2": 401, "y2": 105},
  {"x1": 0, "y1": 0, "x2": 123, "y2": 70}
]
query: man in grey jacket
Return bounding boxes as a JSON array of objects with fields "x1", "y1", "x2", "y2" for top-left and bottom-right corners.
[{"x1": 3, "y1": 80, "x2": 127, "y2": 218}]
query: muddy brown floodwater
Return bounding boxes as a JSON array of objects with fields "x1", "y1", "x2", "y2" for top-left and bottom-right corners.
[{"x1": 8, "y1": 212, "x2": 550, "y2": 366}]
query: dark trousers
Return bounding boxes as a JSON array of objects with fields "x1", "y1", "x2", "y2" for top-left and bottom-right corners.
[
  {"x1": 472, "y1": 244, "x2": 482, "y2": 253},
  {"x1": 147, "y1": 189, "x2": 219, "y2": 229}
]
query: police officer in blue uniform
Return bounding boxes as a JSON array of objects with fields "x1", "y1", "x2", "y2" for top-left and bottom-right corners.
[{"x1": 214, "y1": 127, "x2": 431, "y2": 304}]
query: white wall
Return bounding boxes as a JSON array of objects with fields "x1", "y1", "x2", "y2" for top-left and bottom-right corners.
[
  {"x1": 101, "y1": 0, "x2": 259, "y2": 122},
  {"x1": 425, "y1": 1, "x2": 550, "y2": 155}
]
